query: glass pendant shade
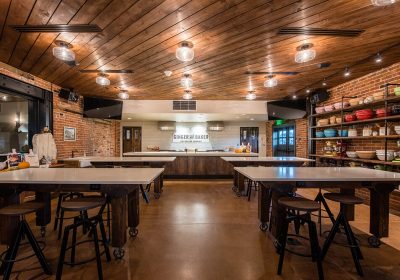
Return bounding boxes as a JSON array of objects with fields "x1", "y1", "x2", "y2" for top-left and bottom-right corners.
[
  {"x1": 180, "y1": 74, "x2": 193, "y2": 88},
  {"x1": 183, "y1": 91, "x2": 193, "y2": 100},
  {"x1": 176, "y1": 41, "x2": 194, "y2": 62},
  {"x1": 371, "y1": 0, "x2": 397, "y2": 6},
  {"x1": 118, "y1": 91, "x2": 129, "y2": 99},
  {"x1": 246, "y1": 91, "x2": 256, "y2": 100},
  {"x1": 96, "y1": 75, "x2": 110, "y2": 86},
  {"x1": 295, "y1": 48, "x2": 316, "y2": 63},
  {"x1": 264, "y1": 76, "x2": 278, "y2": 88},
  {"x1": 53, "y1": 46, "x2": 75, "y2": 61}
]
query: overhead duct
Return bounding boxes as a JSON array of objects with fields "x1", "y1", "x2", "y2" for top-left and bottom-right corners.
[
  {"x1": 207, "y1": 121, "x2": 224, "y2": 131},
  {"x1": 158, "y1": 121, "x2": 176, "y2": 131}
]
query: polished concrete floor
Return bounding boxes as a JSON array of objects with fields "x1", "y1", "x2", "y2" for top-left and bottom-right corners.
[{"x1": 2, "y1": 180, "x2": 400, "y2": 279}]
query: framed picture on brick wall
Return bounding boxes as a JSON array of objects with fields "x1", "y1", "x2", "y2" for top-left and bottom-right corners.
[{"x1": 64, "y1": 126, "x2": 76, "y2": 141}]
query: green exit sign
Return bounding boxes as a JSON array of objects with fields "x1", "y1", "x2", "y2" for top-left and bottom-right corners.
[{"x1": 275, "y1": 119, "x2": 285, "y2": 125}]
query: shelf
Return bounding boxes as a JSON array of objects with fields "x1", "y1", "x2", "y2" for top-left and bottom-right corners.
[
  {"x1": 310, "y1": 135, "x2": 400, "y2": 141},
  {"x1": 311, "y1": 115, "x2": 400, "y2": 129},
  {"x1": 309, "y1": 154, "x2": 400, "y2": 166},
  {"x1": 310, "y1": 95, "x2": 400, "y2": 118}
]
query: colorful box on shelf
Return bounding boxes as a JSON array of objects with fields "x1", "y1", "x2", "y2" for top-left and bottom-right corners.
[{"x1": 323, "y1": 129, "x2": 337, "y2": 137}]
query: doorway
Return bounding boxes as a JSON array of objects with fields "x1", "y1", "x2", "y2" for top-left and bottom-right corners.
[
  {"x1": 240, "y1": 127, "x2": 259, "y2": 153},
  {"x1": 272, "y1": 124, "x2": 295, "y2": 156},
  {"x1": 123, "y1": 127, "x2": 142, "y2": 153}
]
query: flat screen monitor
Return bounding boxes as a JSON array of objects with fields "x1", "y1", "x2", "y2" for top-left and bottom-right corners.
[
  {"x1": 83, "y1": 97, "x2": 123, "y2": 120},
  {"x1": 267, "y1": 99, "x2": 307, "y2": 120}
]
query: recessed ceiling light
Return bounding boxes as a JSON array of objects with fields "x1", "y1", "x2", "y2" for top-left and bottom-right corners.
[
  {"x1": 306, "y1": 89, "x2": 311, "y2": 93},
  {"x1": 375, "y1": 53, "x2": 383, "y2": 63},
  {"x1": 127, "y1": 117, "x2": 132, "y2": 120},
  {"x1": 371, "y1": 0, "x2": 397, "y2": 6},
  {"x1": 2, "y1": 96, "x2": 7, "y2": 100},
  {"x1": 96, "y1": 73, "x2": 110, "y2": 86},
  {"x1": 176, "y1": 41, "x2": 194, "y2": 62},
  {"x1": 344, "y1": 67, "x2": 351, "y2": 77},
  {"x1": 292, "y1": 95, "x2": 297, "y2": 99},
  {"x1": 295, "y1": 43, "x2": 316, "y2": 63}
]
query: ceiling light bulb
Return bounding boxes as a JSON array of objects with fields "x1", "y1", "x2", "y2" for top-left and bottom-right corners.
[
  {"x1": 322, "y1": 80, "x2": 327, "y2": 86},
  {"x1": 292, "y1": 95, "x2": 297, "y2": 99},
  {"x1": 164, "y1": 70, "x2": 172, "y2": 77},
  {"x1": 118, "y1": 91, "x2": 129, "y2": 100},
  {"x1": 176, "y1": 41, "x2": 194, "y2": 62},
  {"x1": 371, "y1": 0, "x2": 397, "y2": 6},
  {"x1": 295, "y1": 43, "x2": 316, "y2": 63},
  {"x1": 183, "y1": 90, "x2": 192, "y2": 100},
  {"x1": 375, "y1": 53, "x2": 383, "y2": 63},
  {"x1": 180, "y1": 74, "x2": 193, "y2": 88},
  {"x1": 246, "y1": 91, "x2": 256, "y2": 100},
  {"x1": 53, "y1": 41, "x2": 75, "y2": 62},
  {"x1": 2, "y1": 96, "x2": 7, "y2": 100},
  {"x1": 306, "y1": 89, "x2": 311, "y2": 93},
  {"x1": 264, "y1": 75, "x2": 278, "y2": 88},
  {"x1": 96, "y1": 74, "x2": 110, "y2": 86},
  {"x1": 344, "y1": 68, "x2": 351, "y2": 77}
]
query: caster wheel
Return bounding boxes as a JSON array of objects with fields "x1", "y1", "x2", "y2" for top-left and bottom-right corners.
[
  {"x1": 368, "y1": 236, "x2": 381, "y2": 248},
  {"x1": 129, "y1": 228, "x2": 138, "y2": 237},
  {"x1": 40, "y1": 227, "x2": 46, "y2": 238},
  {"x1": 113, "y1": 248, "x2": 125, "y2": 259},
  {"x1": 259, "y1": 223, "x2": 268, "y2": 232},
  {"x1": 154, "y1": 193, "x2": 161, "y2": 199}
]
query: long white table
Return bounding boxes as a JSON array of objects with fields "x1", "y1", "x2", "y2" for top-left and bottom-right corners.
[
  {"x1": 234, "y1": 166, "x2": 400, "y2": 245},
  {"x1": 222, "y1": 157, "x2": 314, "y2": 196},
  {"x1": 0, "y1": 168, "x2": 164, "y2": 258}
]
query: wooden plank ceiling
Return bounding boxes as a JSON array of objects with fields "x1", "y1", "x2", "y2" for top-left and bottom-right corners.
[{"x1": 1, "y1": 0, "x2": 400, "y2": 100}]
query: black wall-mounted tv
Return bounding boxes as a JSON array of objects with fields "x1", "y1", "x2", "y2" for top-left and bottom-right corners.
[
  {"x1": 267, "y1": 98, "x2": 307, "y2": 120},
  {"x1": 83, "y1": 97, "x2": 123, "y2": 120}
]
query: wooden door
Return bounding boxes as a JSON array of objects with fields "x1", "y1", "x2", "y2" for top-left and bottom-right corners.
[
  {"x1": 272, "y1": 124, "x2": 295, "y2": 157},
  {"x1": 240, "y1": 127, "x2": 259, "y2": 153},
  {"x1": 123, "y1": 127, "x2": 142, "y2": 153}
]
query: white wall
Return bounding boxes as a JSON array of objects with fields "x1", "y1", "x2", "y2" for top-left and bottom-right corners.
[{"x1": 120, "y1": 121, "x2": 266, "y2": 155}]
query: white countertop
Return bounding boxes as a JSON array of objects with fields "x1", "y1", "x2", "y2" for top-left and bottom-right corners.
[
  {"x1": 234, "y1": 167, "x2": 400, "y2": 182},
  {"x1": 0, "y1": 168, "x2": 164, "y2": 185},
  {"x1": 222, "y1": 156, "x2": 314, "y2": 162},
  {"x1": 61, "y1": 156, "x2": 177, "y2": 162},
  {"x1": 123, "y1": 151, "x2": 259, "y2": 157}
]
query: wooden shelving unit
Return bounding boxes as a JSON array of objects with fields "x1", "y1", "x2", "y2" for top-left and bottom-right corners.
[{"x1": 308, "y1": 83, "x2": 400, "y2": 165}]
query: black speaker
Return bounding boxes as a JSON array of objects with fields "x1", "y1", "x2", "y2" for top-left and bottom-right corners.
[
  {"x1": 309, "y1": 89, "x2": 329, "y2": 104},
  {"x1": 58, "y1": 88, "x2": 79, "y2": 102}
]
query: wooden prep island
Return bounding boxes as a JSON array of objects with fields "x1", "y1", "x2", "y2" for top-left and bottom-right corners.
[
  {"x1": 234, "y1": 166, "x2": 400, "y2": 246},
  {"x1": 123, "y1": 151, "x2": 258, "y2": 178},
  {"x1": 0, "y1": 167, "x2": 164, "y2": 259}
]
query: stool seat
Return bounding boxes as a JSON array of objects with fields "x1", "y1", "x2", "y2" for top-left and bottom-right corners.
[
  {"x1": 0, "y1": 202, "x2": 45, "y2": 216},
  {"x1": 61, "y1": 197, "x2": 105, "y2": 211},
  {"x1": 324, "y1": 193, "x2": 363, "y2": 205},
  {"x1": 278, "y1": 197, "x2": 320, "y2": 212}
]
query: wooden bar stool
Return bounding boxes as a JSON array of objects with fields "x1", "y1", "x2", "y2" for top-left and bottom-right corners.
[
  {"x1": 53, "y1": 192, "x2": 84, "y2": 233},
  {"x1": 0, "y1": 202, "x2": 51, "y2": 280},
  {"x1": 277, "y1": 197, "x2": 324, "y2": 280},
  {"x1": 321, "y1": 193, "x2": 364, "y2": 276},
  {"x1": 56, "y1": 197, "x2": 110, "y2": 280}
]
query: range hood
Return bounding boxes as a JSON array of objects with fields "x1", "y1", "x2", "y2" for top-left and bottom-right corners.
[
  {"x1": 158, "y1": 121, "x2": 176, "y2": 131},
  {"x1": 207, "y1": 121, "x2": 224, "y2": 131}
]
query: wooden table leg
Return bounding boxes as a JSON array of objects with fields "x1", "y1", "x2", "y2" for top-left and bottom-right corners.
[
  {"x1": 0, "y1": 192, "x2": 20, "y2": 245},
  {"x1": 110, "y1": 195, "x2": 127, "y2": 248},
  {"x1": 369, "y1": 185, "x2": 394, "y2": 238},
  {"x1": 233, "y1": 170, "x2": 238, "y2": 189},
  {"x1": 128, "y1": 186, "x2": 140, "y2": 237},
  {"x1": 269, "y1": 185, "x2": 294, "y2": 239},
  {"x1": 237, "y1": 173, "x2": 245, "y2": 195},
  {"x1": 153, "y1": 174, "x2": 163, "y2": 199},
  {"x1": 258, "y1": 183, "x2": 271, "y2": 231},
  {"x1": 340, "y1": 188, "x2": 355, "y2": 221}
]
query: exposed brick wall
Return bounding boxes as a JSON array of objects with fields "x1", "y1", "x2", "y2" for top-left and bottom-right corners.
[
  {"x1": 314, "y1": 61, "x2": 400, "y2": 213},
  {"x1": 265, "y1": 119, "x2": 308, "y2": 158},
  {"x1": 0, "y1": 62, "x2": 120, "y2": 159}
]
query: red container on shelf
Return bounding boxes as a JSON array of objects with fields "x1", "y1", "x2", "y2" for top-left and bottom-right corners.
[
  {"x1": 375, "y1": 107, "x2": 391, "y2": 118},
  {"x1": 355, "y1": 109, "x2": 374, "y2": 120},
  {"x1": 344, "y1": 114, "x2": 356, "y2": 122}
]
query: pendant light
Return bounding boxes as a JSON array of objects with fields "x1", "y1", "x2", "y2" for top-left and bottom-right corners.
[
  {"x1": 371, "y1": 0, "x2": 397, "y2": 6},
  {"x1": 96, "y1": 73, "x2": 110, "y2": 86},
  {"x1": 375, "y1": 53, "x2": 383, "y2": 63},
  {"x1": 52, "y1": 40, "x2": 75, "y2": 62},
  {"x1": 118, "y1": 90, "x2": 129, "y2": 100},
  {"x1": 183, "y1": 90, "x2": 193, "y2": 100},
  {"x1": 295, "y1": 43, "x2": 316, "y2": 63},
  {"x1": 246, "y1": 91, "x2": 256, "y2": 100},
  {"x1": 180, "y1": 74, "x2": 193, "y2": 88},
  {"x1": 344, "y1": 67, "x2": 351, "y2": 77},
  {"x1": 176, "y1": 41, "x2": 194, "y2": 62},
  {"x1": 264, "y1": 75, "x2": 278, "y2": 88}
]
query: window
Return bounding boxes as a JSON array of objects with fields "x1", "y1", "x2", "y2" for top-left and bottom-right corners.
[{"x1": 0, "y1": 93, "x2": 29, "y2": 153}]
